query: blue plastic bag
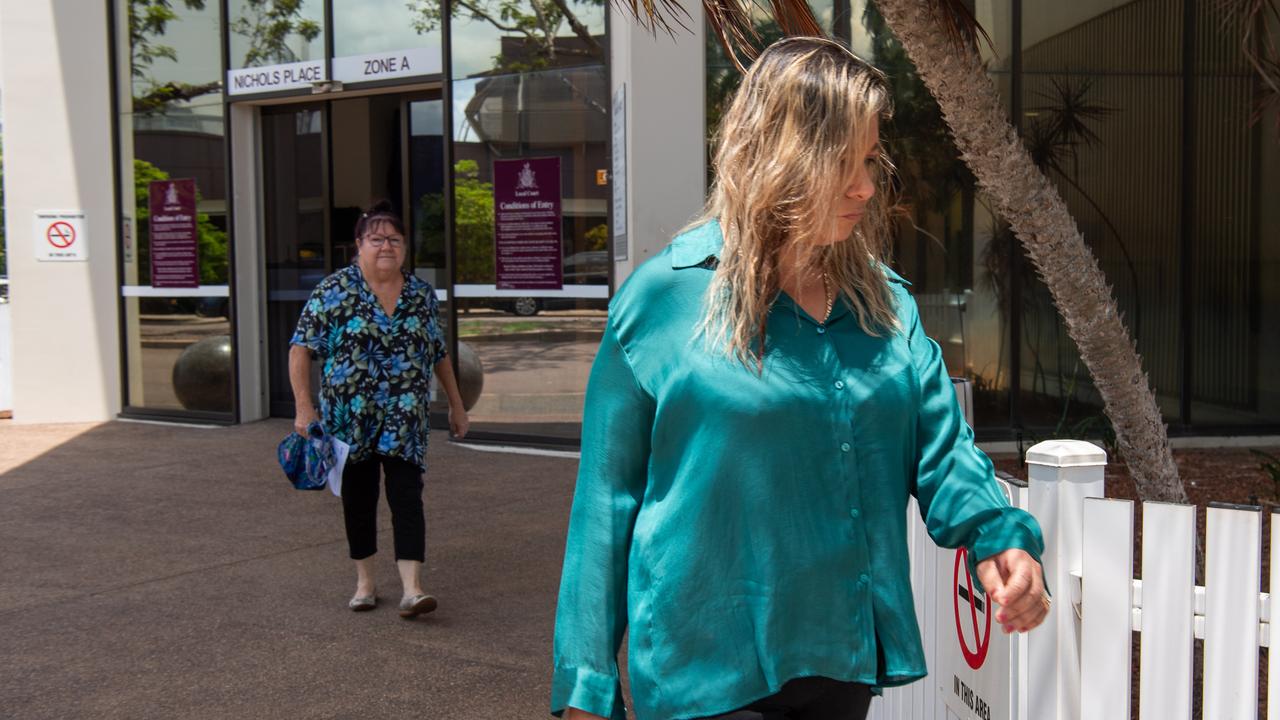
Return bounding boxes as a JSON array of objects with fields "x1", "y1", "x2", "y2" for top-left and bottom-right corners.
[{"x1": 277, "y1": 421, "x2": 336, "y2": 491}]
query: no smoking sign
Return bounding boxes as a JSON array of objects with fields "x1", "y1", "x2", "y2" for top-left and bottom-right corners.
[
  {"x1": 34, "y1": 210, "x2": 88, "y2": 262},
  {"x1": 954, "y1": 547, "x2": 993, "y2": 669},
  {"x1": 935, "y1": 478, "x2": 1019, "y2": 720}
]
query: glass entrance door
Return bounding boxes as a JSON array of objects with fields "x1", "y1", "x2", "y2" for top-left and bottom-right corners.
[
  {"x1": 263, "y1": 104, "x2": 328, "y2": 417},
  {"x1": 262, "y1": 92, "x2": 447, "y2": 418}
]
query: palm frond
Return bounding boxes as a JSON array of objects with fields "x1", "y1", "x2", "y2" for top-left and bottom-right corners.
[
  {"x1": 1026, "y1": 77, "x2": 1118, "y2": 147},
  {"x1": 919, "y1": 0, "x2": 993, "y2": 54},
  {"x1": 620, "y1": 0, "x2": 994, "y2": 73},
  {"x1": 1216, "y1": 0, "x2": 1280, "y2": 135}
]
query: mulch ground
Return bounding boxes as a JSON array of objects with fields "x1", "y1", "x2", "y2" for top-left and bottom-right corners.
[{"x1": 991, "y1": 447, "x2": 1278, "y2": 719}]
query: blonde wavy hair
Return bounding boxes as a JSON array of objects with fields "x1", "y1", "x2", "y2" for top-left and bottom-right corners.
[{"x1": 693, "y1": 36, "x2": 900, "y2": 369}]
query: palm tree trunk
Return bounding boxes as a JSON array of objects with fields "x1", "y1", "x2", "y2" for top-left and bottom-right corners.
[{"x1": 873, "y1": 0, "x2": 1188, "y2": 504}]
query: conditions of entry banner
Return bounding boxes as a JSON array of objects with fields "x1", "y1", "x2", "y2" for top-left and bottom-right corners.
[
  {"x1": 148, "y1": 178, "x2": 199, "y2": 288},
  {"x1": 493, "y1": 157, "x2": 563, "y2": 290}
]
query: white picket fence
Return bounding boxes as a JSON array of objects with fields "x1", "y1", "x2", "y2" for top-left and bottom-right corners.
[{"x1": 870, "y1": 438, "x2": 1273, "y2": 720}]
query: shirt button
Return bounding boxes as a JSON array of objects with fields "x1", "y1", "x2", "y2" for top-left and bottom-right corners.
[
  {"x1": 840, "y1": 442, "x2": 851, "y2": 452},
  {"x1": 849, "y1": 508, "x2": 860, "y2": 519},
  {"x1": 834, "y1": 380, "x2": 845, "y2": 390},
  {"x1": 816, "y1": 326, "x2": 826, "y2": 335}
]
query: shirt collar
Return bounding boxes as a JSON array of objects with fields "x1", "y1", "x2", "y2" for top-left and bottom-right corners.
[{"x1": 670, "y1": 219, "x2": 725, "y2": 269}]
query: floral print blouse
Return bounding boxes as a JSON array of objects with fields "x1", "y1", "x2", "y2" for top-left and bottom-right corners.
[{"x1": 291, "y1": 263, "x2": 448, "y2": 471}]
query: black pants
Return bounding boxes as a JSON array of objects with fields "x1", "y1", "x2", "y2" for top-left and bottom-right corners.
[
  {"x1": 696, "y1": 677, "x2": 873, "y2": 720},
  {"x1": 341, "y1": 454, "x2": 425, "y2": 562}
]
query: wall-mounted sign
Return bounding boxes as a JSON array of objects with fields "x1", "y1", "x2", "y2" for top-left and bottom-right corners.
[
  {"x1": 33, "y1": 210, "x2": 87, "y2": 262},
  {"x1": 935, "y1": 480, "x2": 1014, "y2": 720},
  {"x1": 332, "y1": 46, "x2": 441, "y2": 84},
  {"x1": 226, "y1": 60, "x2": 325, "y2": 96},
  {"x1": 611, "y1": 84, "x2": 628, "y2": 261},
  {"x1": 148, "y1": 178, "x2": 199, "y2": 288},
  {"x1": 493, "y1": 157, "x2": 563, "y2": 290},
  {"x1": 122, "y1": 216, "x2": 134, "y2": 264}
]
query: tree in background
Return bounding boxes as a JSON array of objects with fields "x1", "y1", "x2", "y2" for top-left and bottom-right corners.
[
  {"x1": 129, "y1": 0, "x2": 220, "y2": 113},
  {"x1": 133, "y1": 159, "x2": 228, "y2": 285},
  {"x1": 410, "y1": 0, "x2": 604, "y2": 73},
  {"x1": 230, "y1": 0, "x2": 321, "y2": 67},
  {"x1": 417, "y1": 160, "x2": 496, "y2": 284},
  {"x1": 130, "y1": 0, "x2": 321, "y2": 113}
]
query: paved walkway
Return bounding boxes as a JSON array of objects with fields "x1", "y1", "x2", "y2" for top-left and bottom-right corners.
[{"x1": 0, "y1": 419, "x2": 581, "y2": 719}]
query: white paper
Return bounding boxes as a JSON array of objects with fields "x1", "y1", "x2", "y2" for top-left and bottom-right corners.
[{"x1": 327, "y1": 438, "x2": 350, "y2": 497}]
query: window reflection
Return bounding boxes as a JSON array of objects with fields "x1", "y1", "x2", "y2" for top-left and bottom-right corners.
[
  {"x1": 410, "y1": 100, "x2": 447, "y2": 272},
  {"x1": 228, "y1": 0, "x2": 324, "y2": 69},
  {"x1": 117, "y1": 0, "x2": 233, "y2": 416},
  {"x1": 445, "y1": 0, "x2": 606, "y2": 79},
  {"x1": 335, "y1": 0, "x2": 440, "y2": 58},
  {"x1": 447, "y1": 0, "x2": 609, "y2": 437},
  {"x1": 1017, "y1": 0, "x2": 1183, "y2": 429}
]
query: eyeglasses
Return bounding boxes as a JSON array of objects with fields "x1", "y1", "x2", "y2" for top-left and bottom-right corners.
[{"x1": 364, "y1": 234, "x2": 405, "y2": 249}]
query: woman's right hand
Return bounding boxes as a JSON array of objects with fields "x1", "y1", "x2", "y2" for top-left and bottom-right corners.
[
  {"x1": 294, "y1": 404, "x2": 319, "y2": 435},
  {"x1": 563, "y1": 709, "x2": 608, "y2": 720}
]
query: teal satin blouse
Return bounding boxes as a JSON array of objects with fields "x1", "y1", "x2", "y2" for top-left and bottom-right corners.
[{"x1": 551, "y1": 220, "x2": 1044, "y2": 720}]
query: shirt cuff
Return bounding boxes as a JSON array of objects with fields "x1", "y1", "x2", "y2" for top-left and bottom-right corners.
[
  {"x1": 550, "y1": 664, "x2": 626, "y2": 720},
  {"x1": 967, "y1": 509, "x2": 1051, "y2": 597}
]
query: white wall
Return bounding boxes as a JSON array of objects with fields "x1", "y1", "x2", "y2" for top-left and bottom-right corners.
[
  {"x1": 610, "y1": 10, "x2": 707, "y2": 286},
  {"x1": 0, "y1": 0, "x2": 120, "y2": 423}
]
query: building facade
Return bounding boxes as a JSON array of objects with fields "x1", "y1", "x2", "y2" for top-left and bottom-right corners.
[{"x1": 0, "y1": 0, "x2": 1275, "y2": 443}]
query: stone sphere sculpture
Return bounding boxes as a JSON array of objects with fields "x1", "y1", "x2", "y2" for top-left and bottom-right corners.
[
  {"x1": 172, "y1": 335, "x2": 233, "y2": 413},
  {"x1": 456, "y1": 340, "x2": 484, "y2": 412}
]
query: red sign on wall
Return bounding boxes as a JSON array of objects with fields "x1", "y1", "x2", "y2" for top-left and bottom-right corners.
[
  {"x1": 493, "y1": 157, "x2": 563, "y2": 290},
  {"x1": 148, "y1": 178, "x2": 199, "y2": 288}
]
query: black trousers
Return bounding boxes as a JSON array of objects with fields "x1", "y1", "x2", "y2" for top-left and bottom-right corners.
[
  {"x1": 696, "y1": 677, "x2": 874, "y2": 720},
  {"x1": 341, "y1": 454, "x2": 425, "y2": 562}
]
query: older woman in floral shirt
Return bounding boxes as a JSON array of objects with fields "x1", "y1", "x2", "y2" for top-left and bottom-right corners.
[{"x1": 289, "y1": 200, "x2": 468, "y2": 618}]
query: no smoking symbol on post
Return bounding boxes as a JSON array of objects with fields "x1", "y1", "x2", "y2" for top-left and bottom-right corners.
[
  {"x1": 953, "y1": 547, "x2": 991, "y2": 670},
  {"x1": 47, "y1": 221, "x2": 76, "y2": 249}
]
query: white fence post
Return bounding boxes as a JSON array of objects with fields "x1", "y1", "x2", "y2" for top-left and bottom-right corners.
[{"x1": 1025, "y1": 440, "x2": 1107, "y2": 720}]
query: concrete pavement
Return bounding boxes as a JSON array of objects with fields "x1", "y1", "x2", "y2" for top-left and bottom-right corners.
[{"x1": 0, "y1": 419, "x2": 582, "y2": 719}]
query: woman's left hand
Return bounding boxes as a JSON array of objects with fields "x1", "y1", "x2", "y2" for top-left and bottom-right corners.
[
  {"x1": 976, "y1": 549, "x2": 1049, "y2": 634},
  {"x1": 449, "y1": 406, "x2": 469, "y2": 439}
]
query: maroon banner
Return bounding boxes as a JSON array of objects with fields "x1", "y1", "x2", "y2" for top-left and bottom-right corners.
[
  {"x1": 148, "y1": 178, "x2": 199, "y2": 288},
  {"x1": 493, "y1": 157, "x2": 563, "y2": 290}
]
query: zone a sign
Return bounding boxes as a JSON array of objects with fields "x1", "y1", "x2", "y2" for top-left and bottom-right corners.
[{"x1": 935, "y1": 479, "x2": 1016, "y2": 720}]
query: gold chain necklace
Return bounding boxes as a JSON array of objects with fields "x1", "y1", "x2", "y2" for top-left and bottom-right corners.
[{"x1": 820, "y1": 271, "x2": 835, "y2": 323}]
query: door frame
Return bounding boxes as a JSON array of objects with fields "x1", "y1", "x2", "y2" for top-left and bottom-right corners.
[{"x1": 231, "y1": 84, "x2": 447, "y2": 422}]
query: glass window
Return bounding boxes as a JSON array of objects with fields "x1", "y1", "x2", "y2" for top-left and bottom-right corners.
[
  {"x1": 1256, "y1": 124, "x2": 1280, "y2": 426},
  {"x1": 336, "y1": 0, "x2": 440, "y2": 59},
  {"x1": 1018, "y1": 0, "x2": 1184, "y2": 431},
  {"x1": 228, "y1": 0, "x2": 325, "y2": 69},
  {"x1": 449, "y1": 0, "x2": 609, "y2": 440},
  {"x1": 447, "y1": 0, "x2": 606, "y2": 79},
  {"x1": 1187, "y1": 3, "x2": 1279, "y2": 426},
  {"x1": 409, "y1": 99, "x2": 447, "y2": 271},
  {"x1": 116, "y1": 0, "x2": 233, "y2": 417}
]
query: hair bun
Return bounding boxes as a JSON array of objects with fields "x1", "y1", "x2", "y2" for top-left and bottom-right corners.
[{"x1": 368, "y1": 199, "x2": 395, "y2": 214}]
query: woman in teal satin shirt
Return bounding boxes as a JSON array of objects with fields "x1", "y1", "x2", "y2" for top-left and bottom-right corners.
[{"x1": 553, "y1": 38, "x2": 1050, "y2": 720}]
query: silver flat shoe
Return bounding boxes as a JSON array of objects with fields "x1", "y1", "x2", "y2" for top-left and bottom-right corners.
[
  {"x1": 398, "y1": 593, "x2": 438, "y2": 618},
  {"x1": 349, "y1": 594, "x2": 377, "y2": 612}
]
